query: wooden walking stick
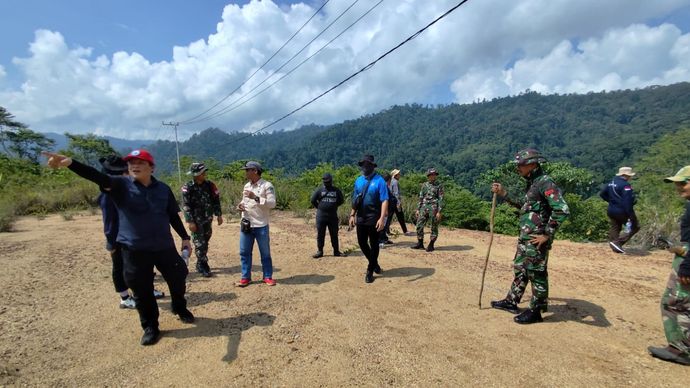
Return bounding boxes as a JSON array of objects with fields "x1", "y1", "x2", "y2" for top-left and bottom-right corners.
[{"x1": 479, "y1": 192, "x2": 497, "y2": 308}]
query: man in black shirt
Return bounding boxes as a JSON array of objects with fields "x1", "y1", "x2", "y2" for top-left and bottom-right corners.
[
  {"x1": 44, "y1": 149, "x2": 194, "y2": 346},
  {"x1": 310, "y1": 173, "x2": 345, "y2": 258}
]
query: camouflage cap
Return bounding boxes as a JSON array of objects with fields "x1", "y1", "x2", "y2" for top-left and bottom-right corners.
[
  {"x1": 426, "y1": 168, "x2": 438, "y2": 176},
  {"x1": 514, "y1": 148, "x2": 546, "y2": 166},
  {"x1": 664, "y1": 166, "x2": 690, "y2": 183},
  {"x1": 187, "y1": 162, "x2": 208, "y2": 176}
]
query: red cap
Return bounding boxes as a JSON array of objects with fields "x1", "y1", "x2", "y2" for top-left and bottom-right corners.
[{"x1": 123, "y1": 149, "x2": 155, "y2": 165}]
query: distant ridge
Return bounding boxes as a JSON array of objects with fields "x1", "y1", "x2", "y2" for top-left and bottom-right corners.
[{"x1": 147, "y1": 82, "x2": 690, "y2": 190}]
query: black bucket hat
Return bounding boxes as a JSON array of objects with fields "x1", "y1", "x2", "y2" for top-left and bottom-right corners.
[
  {"x1": 99, "y1": 155, "x2": 128, "y2": 175},
  {"x1": 358, "y1": 154, "x2": 377, "y2": 167}
]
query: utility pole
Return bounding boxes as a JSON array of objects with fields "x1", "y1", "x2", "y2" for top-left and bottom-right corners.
[{"x1": 162, "y1": 121, "x2": 182, "y2": 184}]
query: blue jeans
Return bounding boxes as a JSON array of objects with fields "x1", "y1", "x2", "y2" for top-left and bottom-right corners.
[{"x1": 239, "y1": 225, "x2": 273, "y2": 280}]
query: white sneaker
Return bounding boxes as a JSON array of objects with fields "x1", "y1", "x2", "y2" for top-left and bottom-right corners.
[
  {"x1": 153, "y1": 289, "x2": 165, "y2": 299},
  {"x1": 609, "y1": 241, "x2": 625, "y2": 254},
  {"x1": 119, "y1": 297, "x2": 136, "y2": 309},
  {"x1": 379, "y1": 243, "x2": 385, "y2": 248}
]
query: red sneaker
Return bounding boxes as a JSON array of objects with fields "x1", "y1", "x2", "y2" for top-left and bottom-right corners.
[
  {"x1": 236, "y1": 278, "x2": 251, "y2": 287},
  {"x1": 263, "y1": 277, "x2": 276, "y2": 286}
]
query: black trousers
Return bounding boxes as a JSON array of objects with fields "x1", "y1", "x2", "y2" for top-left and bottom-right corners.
[
  {"x1": 111, "y1": 247, "x2": 128, "y2": 293},
  {"x1": 608, "y1": 212, "x2": 640, "y2": 246},
  {"x1": 121, "y1": 246, "x2": 188, "y2": 330},
  {"x1": 356, "y1": 224, "x2": 380, "y2": 272},
  {"x1": 316, "y1": 214, "x2": 339, "y2": 253},
  {"x1": 387, "y1": 207, "x2": 407, "y2": 233}
]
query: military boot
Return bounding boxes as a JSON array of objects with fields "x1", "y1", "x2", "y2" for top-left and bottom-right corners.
[
  {"x1": 411, "y1": 239, "x2": 424, "y2": 249},
  {"x1": 490, "y1": 298, "x2": 519, "y2": 314},
  {"x1": 196, "y1": 259, "x2": 212, "y2": 278},
  {"x1": 514, "y1": 308, "x2": 543, "y2": 324},
  {"x1": 426, "y1": 239, "x2": 436, "y2": 252}
]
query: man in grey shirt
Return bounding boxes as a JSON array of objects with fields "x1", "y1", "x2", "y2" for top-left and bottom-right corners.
[{"x1": 387, "y1": 169, "x2": 409, "y2": 235}]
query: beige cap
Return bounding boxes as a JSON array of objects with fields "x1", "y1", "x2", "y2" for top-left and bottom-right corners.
[
  {"x1": 391, "y1": 169, "x2": 400, "y2": 177},
  {"x1": 616, "y1": 167, "x2": 636, "y2": 177}
]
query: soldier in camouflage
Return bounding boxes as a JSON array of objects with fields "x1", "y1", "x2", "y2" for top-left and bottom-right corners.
[
  {"x1": 647, "y1": 166, "x2": 690, "y2": 366},
  {"x1": 411, "y1": 168, "x2": 444, "y2": 252},
  {"x1": 490, "y1": 148, "x2": 570, "y2": 324},
  {"x1": 181, "y1": 162, "x2": 223, "y2": 277}
]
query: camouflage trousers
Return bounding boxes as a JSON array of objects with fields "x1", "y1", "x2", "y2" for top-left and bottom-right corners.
[
  {"x1": 416, "y1": 204, "x2": 440, "y2": 240},
  {"x1": 661, "y1": 254, "x2": 690, "y2": 355},
  {"x1": 192, "y1": 221, "x2": 213, "y2": 262},
  {"x1": 506, "y1": 239, "x2": 550, "y2": 311}
]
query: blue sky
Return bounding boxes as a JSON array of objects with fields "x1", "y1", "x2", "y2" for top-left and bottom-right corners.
[
  {"x1": 1, "y1": 0, "x2": 690, "y2": 140},
  {"x1": 1, "y1": 0, "x2": 269, "y2": 81}
]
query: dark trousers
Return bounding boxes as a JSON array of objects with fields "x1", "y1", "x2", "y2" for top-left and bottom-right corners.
[
  {"x1": 111, "y1": 247, "x2": 128, "y2": 293},
  {"x1": 387, "y1": 207, "x2": 408, "y2": 233},
  {"x1": 356, "y1": 224, "x2": 380, "y2": 272},
  {"x1": 121, "y1": 246, "x2": 189, "y2": 330},
  {"x1": 608, "y1": 212, "x2": 640, "y2": 246},
  {"x1": 316, "y1": 214, "x2": 339, "y2": 253},
  {"x1": 380, "y1": 212, "x2": 393, "y2": 242}
]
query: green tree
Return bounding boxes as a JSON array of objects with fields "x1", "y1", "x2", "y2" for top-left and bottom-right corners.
[
  {"x1": 631, "y1": 127, "x2": 690, "y2": 244},
  {"x1": 0, "y1": 107, "x2": 55, "y2": 163},
  {"x1": 475, "y1": 161, "x2": 595, "y2": 200},
  {"x1": 63, "y1": 133, "x2": 116, "y2": 168}
]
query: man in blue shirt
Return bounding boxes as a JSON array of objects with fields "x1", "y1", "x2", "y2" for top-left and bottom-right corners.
[
  {"x1": 44, "y1": 149, "x2": 193, "y2": 346},
  {"x1": 599, "y1": 166, "x2": 639, "y2": 254},
  {"x1": 348, "y1": 154, "x2": 389, "y2": 283}
]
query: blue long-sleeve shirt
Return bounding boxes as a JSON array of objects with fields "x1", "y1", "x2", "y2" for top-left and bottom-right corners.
[
  {"x1": 599, "y1": 176, "x2": 636, "y2": 217},
  {"x1": 69, "y1": 160, "x2": 190, "y2": 251},
  {"x1": 98, "y1": 192, "x2": 118, "y2": 251}
]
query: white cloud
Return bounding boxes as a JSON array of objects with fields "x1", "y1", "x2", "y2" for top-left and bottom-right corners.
[
  {"x1": 451, "y1": 23, "x2": 690, "y2": 102},
  {"x1": 1, "y1": 0, "x2": 690, "y2": 139}
]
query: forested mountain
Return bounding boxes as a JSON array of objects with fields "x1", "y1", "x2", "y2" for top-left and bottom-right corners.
[{"x1": 149, "y1": 82, "x2": 690, "y2": 190}]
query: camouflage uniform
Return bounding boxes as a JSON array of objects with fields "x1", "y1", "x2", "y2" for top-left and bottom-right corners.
[
  {"x1": 416, "y1": 176, "x2": 444, "y2": 240},
  {"x1": 503, "y1": 162, "x2": 569, "y2": 312},
  {"x1": 181, "y1": 178, "x2": 222, "y2": 264},
  {"x1": 662, "y1": 249, "x2": 690, "y2": 355}
]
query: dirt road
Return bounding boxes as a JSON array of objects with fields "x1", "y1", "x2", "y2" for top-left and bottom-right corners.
[{"x1": 0, "y1": 212, "x2": 685, "y2": 386}]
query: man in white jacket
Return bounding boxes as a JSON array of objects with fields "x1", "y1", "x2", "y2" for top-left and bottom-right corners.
[{"x1": 235, "y1": 161, "x2": 277, "y2": 287}]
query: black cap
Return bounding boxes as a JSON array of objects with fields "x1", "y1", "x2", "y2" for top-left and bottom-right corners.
[{"x1": 322, "y1": 173, "x2": 333, "y2": 182}]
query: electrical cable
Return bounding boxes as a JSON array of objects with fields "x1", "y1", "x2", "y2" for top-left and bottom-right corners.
[
  {"x1": 219, "y1": 0, "x2": 472, "y2": 145},
  {"x1": 178, "y1": 0, "x2": 331, "y2": 124},
  {"x1": 187, "y1": 0, "x2": 383, "y2": 124},
  {"x1": 182, "y1": 0, "x2": 363, "y2": 125}
]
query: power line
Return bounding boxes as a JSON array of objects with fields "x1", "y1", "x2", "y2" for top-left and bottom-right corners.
[
  {"x1": 187, "y1": 0, "x2": 383, "y2": 124},
  {"x1": 178, "y1": 0, "x2": 331, "y2": 124},
  {"x1": 219, "y1": 0, "x2": 472, "y2": 145},
  {"x1": 181, "y1": 0, "x2": 363, "y2": 125}
]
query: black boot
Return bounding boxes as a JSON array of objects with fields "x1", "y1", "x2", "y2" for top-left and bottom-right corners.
[
  {"x1": 365, "y1": 270, "x2": 374, "y2": 283},
  {"x1": 514, "y1": 308, "x2": 543, "y2": 324},
  {"x1": 490, "y1": 298, "x2": 519, "y2": 314},
  {"x1": 411, "y1": 239, "x2": 424, "y2": 249},
  {"x1": 196, "y1": 260, "x2": 212, "y2": 277},
  {"x1": 426, "y1": 239, "x2": 436, "y2": 252}
]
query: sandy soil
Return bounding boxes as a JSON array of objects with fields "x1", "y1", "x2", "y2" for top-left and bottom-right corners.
[{"x1": 0, "y1": 211, "x2": 686, "y2": 387}]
